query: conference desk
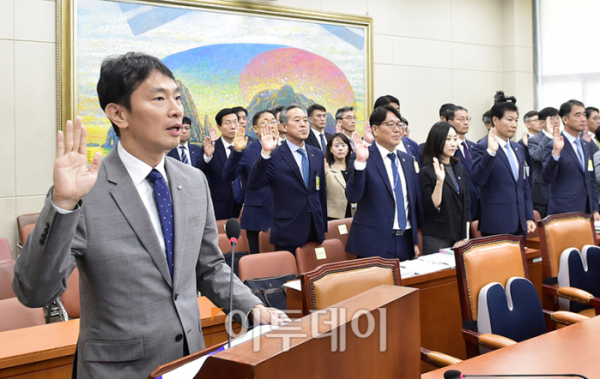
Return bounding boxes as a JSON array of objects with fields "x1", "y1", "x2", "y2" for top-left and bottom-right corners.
[
  {"x1": 422, "y1": 314, "x2": 600, "y2": 378},
  {"x1": 0, "y1": 297, "x2": 235, "y2": 379}
]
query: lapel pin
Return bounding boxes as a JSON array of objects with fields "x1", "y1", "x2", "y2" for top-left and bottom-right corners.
[
  {"x1": 178, "y1": 185, "x2": 183, "y2": 190},
  {"x1": 402, "y1": 158, "x2": 405, "y2": 162}
]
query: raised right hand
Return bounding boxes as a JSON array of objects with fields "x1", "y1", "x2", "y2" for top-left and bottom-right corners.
[
  {"x1": 432, "y1": 157, "x2": 445, "y2": 182},
  {"x1": 233, "y1": 126, "x2": 248, "y2": 151},
  {"x1": 552, "y1": 124, "x2": 564, "y2": 156},
  {"x1": 488, "y1": 127, "x2": 499, "y2": 152},
  {"x1": 52, "y1": 117, "x2": 102, "y2": 210},
  {"x1": 363, "y1": 120, "x2": 374, "y2": 144},
  {"x1": 203, "y1": 135, "x2": 215, "y2": 157},
  {"x1": 353, "y1": 132, "x2": 369, "y2": 162},
  {"x1": 260, "y1": 124, "x2": 277, "y2": 155}
]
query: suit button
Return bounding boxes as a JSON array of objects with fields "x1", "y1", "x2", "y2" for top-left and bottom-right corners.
[
  {"x1": 174, "y1": 293, "x2": 179, "y2": 301},
  {"x1": 39, "y1": 238, "x2": 45, "y2": 245},
  {"x1": 390, "y1": 219, "x2": 394, "y2": 224},
  {"x1": 308, "y1": 209, "x2": 311, "y2": 213},
  {"x1": 175, "y1": 334, "x2": 183, "y2": 342}
]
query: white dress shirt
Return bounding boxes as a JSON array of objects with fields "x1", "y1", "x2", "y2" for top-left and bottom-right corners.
[
  {"x1": 261, "y1": 139, "x2": 308, "y2": 181},
  {"x1": 457, "y1": 135, "x2": 467, "y2": 156},
  {"x1": 311, "y1": 129, "x2": 327, "y2": 150},
  {"x1": 177, "y1": 141, "x2": 192, "y2": 166},
  {"x1": 396, "y1": 139, "x2": 407, "y2": 154}
]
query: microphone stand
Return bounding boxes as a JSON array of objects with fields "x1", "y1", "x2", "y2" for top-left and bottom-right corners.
[{"x1": 227, "y1": 237, "x2": 237, "y2": 349}]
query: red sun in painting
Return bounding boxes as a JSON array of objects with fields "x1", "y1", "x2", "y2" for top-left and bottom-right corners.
[{"x1": 239, "y1": 47, "x2": 355, "y2": 110}]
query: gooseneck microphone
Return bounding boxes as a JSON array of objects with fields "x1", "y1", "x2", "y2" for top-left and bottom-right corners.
[
  {"x1": 225, "y1": 218, "x2": 241, "y2": 349},
  {"x1": 444, "y1": 369, "x2": 588, "y2": 379}
]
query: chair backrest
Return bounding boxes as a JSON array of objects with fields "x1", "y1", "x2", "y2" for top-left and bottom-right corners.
[
  {"x1": 22, "y1": 224, "x2": 35, "y2": 246},
  {"x1": 215, "y1": 219, "x2": 228, "y2": 234},
  {"x1": 238, "y1": 251, "x2": 298, "y2": 281},
  {"x1": 537, "y1": 212, "x2": 596, "y2": 279},
  {"x1": 61, "y1": 267, "x2": 80, "y2": 319},
  {"x1": 526, "y1": 210, "x2": 542, "y2": 240},
  {"x1": 258, "y1": 230, "x2": 275, "y2": 253},
  {"x1": 0, "y1": 237, "x2": 12, "y2": 261},
  {"x1": 470, "y1": 220, "x2": 482, "y2": 239},
  {"x1": 218, "y1": 234, "x2": 232, "y2": 256},
  {"x1": 324, "y1": 218, "x2": 354, "y2": 259},
  {"x1": 0, "y1": 260, "x2": 16, "y2": 300},
  {"x1": 295, "y1": 239, "x2": 347, "y2": 275},
  {"x1": 300, "y1": 257, "x2": 400, "y2": 314},
  {"x1": 0, "y1": 297, "x2": 45, "y2": 332},
  {"x1": 237, "y1": 230, "x2": 250, "y2": 253},
  {"x1": 454, "y1": 234, "x2": 528, "y2": 324},
  {"x1": 17, "y1": 213, "x2": 39, "y2": 245}
]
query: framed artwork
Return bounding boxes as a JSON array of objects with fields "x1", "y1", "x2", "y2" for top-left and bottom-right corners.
[{"x1": 57, "y1": 0, "x2": 373, "y2": 159}]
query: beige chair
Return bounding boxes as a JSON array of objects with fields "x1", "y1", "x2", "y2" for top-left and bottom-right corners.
[
  {"x1": 17, "y1": 213, "x2": 39, "y2": 249},
  {"x1": 238, "y1": 251, "x2": 298, "y2": 282},
  {"x1": 295, "y1": 239, "x2": 346, "y2": 274},
  {"x1": 0, "y1": 260, "x2": 16, "y2": 300},
  {"x1": 324, "y1": 218, "x2": 355, "y2": 259},
  {"x1": 258, "y1": 229, "x2": 275, "y2": 253},
  {"x1": 0, "y1": 297, "x2": 45, "y2": 332},
  {"x1": 0, "y1": 237, "x2": 12, "y2": 261}
]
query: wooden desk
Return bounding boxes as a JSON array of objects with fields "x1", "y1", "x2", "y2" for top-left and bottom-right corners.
[
  {"x1": 0, "y1": 297, "x2": 235, "y2": 379},
  {"x1": 422, "y1": 315, "x2": 600, "y2": 378}
]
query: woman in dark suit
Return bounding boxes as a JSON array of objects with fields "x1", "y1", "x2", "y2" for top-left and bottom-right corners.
[{"x1": 419, "y1": 122, "x2": 471, "y2": 255}]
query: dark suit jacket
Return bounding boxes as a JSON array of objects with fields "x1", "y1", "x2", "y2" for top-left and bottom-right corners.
[
  {"x1": 196, "y1": 138, "x2": 242, "y2": 220},
  {"x1": 403, "y1": 136, "x2": 422, "y2": 169},
  {"x1": 305, "y1": 129, "x2": 331, "y2": 152},
  {"x1": 542, "y1": 133, "x2": 599, "y2": 215},
  {"x1": 167, "y1": 143, "x2": 202, "y2": 167},
  {"x1": 247, "y1": 142, "x2": 327, "y2": 247},
  {"x1": 419, "y1": 163, "x2": 470, "y2": 241},
  {"x1": 345, "y1": 144, "x2": 421, "y2": 258},
  {"x1": 455, "y1": 138, "x2": 480, "y2": 220},
  {"x1": 222, "y1": 141, "x2": 271, "y2": 232},
  {"x1": 528, "y1": 132, "x2": 553, "y2": 205},
  {"x1": 472, "y1": 139, "x2": 534, "y2": 234}
]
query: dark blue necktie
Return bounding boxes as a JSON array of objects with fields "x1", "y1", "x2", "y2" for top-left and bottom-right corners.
[
  {"x1": 297, "y1": 148, "x2": 310, "y2": 188},
  {"x1": 388, "y1": 153, "x2": 407, "y2": 231},
  {"x1": 147, "y1": 169, "x2": 174, "y2": 278},
  {"x1": 179, "y1": 145, "x2": 189, "y2": 165},
  {"x1": 228, "y1": 146, "x2": 244, "y2": 203},
  {"x1": 319, "y1": 133, "x2": 327, "y2": 152},
  {"x1": 461, "y1": 141, "x2": 472, "y2": 168}
]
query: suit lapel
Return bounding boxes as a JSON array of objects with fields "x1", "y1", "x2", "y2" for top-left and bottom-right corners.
[
  {"x1": 106, "y1": 149, "x2": 173, "y2": 288},
  {"x1": 307, "y1": 146, "x2": 321, "y2": 189},
  {"x1": 215, "y1": 138, "x2": 227, "y2": 167},
  {"x1": 496, "y1": 143, "x2": 516, "y2": 182},
  {"x1": 331, "y1": 167, "x2": 347, "y2": 189},
  {"x1": 443, "y1": 168, "x2": 459, "y2": 195},
  {"x1": 165, "y1": 159, "x2": 189, "y2": 291},
  {"x1": 369, "y1": 144, "x2": 394, "y2": 196},
  {"x1": 281, "y1": 143, "x2": 306, "y2": 187}
]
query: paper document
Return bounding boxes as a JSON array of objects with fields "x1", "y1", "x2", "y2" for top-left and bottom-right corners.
[{"x1": 283, "y1": 279, "x2": 301, "y2": 292}]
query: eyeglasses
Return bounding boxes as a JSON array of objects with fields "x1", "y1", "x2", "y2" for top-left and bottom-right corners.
[
  {"x1": 593, "y1": 116, "x2": 600, "y2": 122},
  {"x1": 381, "y1": 121, "x2": 405, "y2": 130},
  {"x1": 261, "y1": 120, "x2": 278, "y2": 126},
  {"x1": 455, "y1": 117, "x2": 471, "y2": 123},
  {"x1": 344, "y1": 116, "x2": 357, "y2": 121}
]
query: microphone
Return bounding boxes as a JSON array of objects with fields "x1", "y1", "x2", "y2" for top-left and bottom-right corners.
[
  {"x1": 225, "y1": 218, "x2": 241, "y2": 349},
  {"x1": 444, "y1": 369, "x2": 588, "y2": 379}
]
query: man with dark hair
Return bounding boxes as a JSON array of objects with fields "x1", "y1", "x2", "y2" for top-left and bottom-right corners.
[
  {"x1": 446, "y1": 105, "x2": 479, "y2": 220},
  {"x1": 523, "y1": 110, "x2": 541, "y2": 138},
  {"x1": 167, "y1": 116, "x2": 201, "y2": 166},
  {"x1": 305, "y1": 104, "x2": 331, "y2": 152},
  {"x1": 542, "y1": 100, "x2": 600, "y2": 219},
  {"x1": 374, "y1": 95, "x2": 400, "y2": 111},
  {"x1": 196, "y1": 108, "x2": 244, "y2": 220},
  {"x1": 232, "y1": 106, "x2": 248, "y2": 130},
  {"x1": 477, "y1": 110, "x2": 493, "y2": 143},
  {"x1": 472, "y1": 102, "x2": 535, "y2": 239},
  {"x1": 12, "y1": 52, "x2": 285, "y2": 379},
  {"x1": 335, "y1": 106, "x2": 356, "y2": 140},
  {"x1": 439, "y1": 103, "x2": 455, "y2": 121},
  {"x1": 584, "y1": 106, "x2": 600, "y2": 150},
  {"x1": 272, "y1": 106, "x2": 286, "y2": 145},
  {"x1": 247, "y1": 104, "x2": 327, "y2": 254},
  {"x1": 528, "y1": 107, "x2": 558, "y2": 217},
  {"x1": 346, "y1": 105, "x2": 421, "y2": 261}
]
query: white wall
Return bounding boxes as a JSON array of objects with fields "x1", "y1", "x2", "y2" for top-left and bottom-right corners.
[{"x1": 0, "y1": 0, "x2": 534, "y2": 253}]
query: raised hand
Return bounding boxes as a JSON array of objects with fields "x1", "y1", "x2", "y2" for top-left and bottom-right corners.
[
  {"x1": 324, "y1": 159, "x2": 330, "y2": 176},
  {"x1": 260, "y1": 124, "x2": 277, "y2": 155},
  {"x1": 488, "y1": 127, "x2": 499, "y2": 152},
  {"x1": 209, "y1": 127, "x2": 219, "y2": 142},
  {"x1": 363, "y1": 120, "x2": 374, "y2": 144},
  {"x1": 582, "y1": 125, "x2": 592, "y2": 142},
  {"x1": 233, "y1": 126, "x2": 248, "y2": 151},
  {"x1": 52, "y1": 117, "x2": 102, "y2": 210},
  {"x1": 522, "y1": 131, "x2": 529, "y2": 146},
  {"x1": 352, "y1": 132, "x2": 369, "y2": 163},
  {"x1": 203, "y1": 136, "x2": 215, "y2": 157},
  {"x1": 552, "y1": 124, "x2": 564, "y2": 156},
  {"x1": 336, "y1": 122, "x2": 343, "y2": 134},
  {"x1": 432, "y1": 157, "x2": 445, "y2": 182}
]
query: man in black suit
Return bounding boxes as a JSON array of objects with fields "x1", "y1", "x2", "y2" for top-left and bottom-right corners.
[
  {"x1": 167, "y1": 116, "x2": 202, "y2": 166},
  {"x1": 197, "y1": 108, "x2": 244, "y2": 220},
  {"x1": 305, "y1": 104, "x2": 331, "y2": 152}
]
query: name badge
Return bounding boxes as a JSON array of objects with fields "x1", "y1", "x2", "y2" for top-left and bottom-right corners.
[
  {"x1": 315, "y1": 247, "x2": 327, "y2": 260},
  {"x1": 413, "y1": 157, "x2": 420, "y2": 173},
  {"x1": 588, "y1": 159, "x2": 594, "y2": 172},
  {"x1": 316, "y1": 176, "x2": 320, "y2": 190},
  {"x1": 523, "y1": 162, "x2": 530, "y2": 179}
]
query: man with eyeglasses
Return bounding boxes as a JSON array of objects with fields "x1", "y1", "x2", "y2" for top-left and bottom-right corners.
[
  {"x1": 196, "y1": 108, "x2": 244, "y2": 220},
  {"x1": 305, "y1": 104, "x2": 332, "y2": 152},
  {"x1": 446, "y1": 105, "x2": 479, "y2": 221},
  {"x1": 167, "y1": 116, "x2": 202, "y2": 167},
  {"x1": 346, "y1": 105, "x2": 421, "y2": 262},
  {"x1": 335, "y1": 106, "x2": 357, "y2": 144},
  {"x1": 583, "y1": 107, "x2": 600, "y2": 151}
]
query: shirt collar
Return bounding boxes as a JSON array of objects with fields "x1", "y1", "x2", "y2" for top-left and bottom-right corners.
[
  {"x1": 286, "y1": 139, "x2": 305, "y2": 152},
  {"x1": 563, "y1": 131, "x2": 578, "y2": 144},
  {"x1": 496, "y1": 136, "x2": 510, "y2": 149},
  {"x1": 375, "y1": 142, "x2": 396, "y2": 160},
  {"x1": 179, "y1": 141, "x2": 189, "y2": 149},
  {"x1": 458, "y1": 135, "x2": 466, "y2": 144},
  {"x1": 221, "y1": 137, "x2": 233, "y2": 151},
  {"x1": 117, "y1": 142, "x2": 167, "y2": 186},
  {"x1": 311, "y1": 128, "x2": 322, "y2": 137}
]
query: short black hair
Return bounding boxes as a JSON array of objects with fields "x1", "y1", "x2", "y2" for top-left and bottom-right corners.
[
  {"x1": 482, "y1": 110, "x2": 492, "y2": 124},
  {"x1": 335, "y1": 106, "x2": 355, "y2": 120},
  {"x1": 325, "y1": 132, "x2": 353, "y2": 167},
  {"x1": 422, "y1": 121, "x2": 459, "y2": 167},
  {"x1": 369, "y1": 105, "x2": 401, "y2": 126},
  {"x1": 97, "y1": 52, "x2": 176, "y2": 137},
  {"x1": 182, "y1": 116, "x2": 192, "y2": 125},
  {"x1": 586, "y1": 107, "x2": 599, "y2": 119},
  {"x1": 307, "y1": 104, "x2": 326, "y2": 117},
  {"x1": 215, "y1": 108, "x2": 238, "y2": 126},
  {"x1": 439, "y1": 103, "x2": 455, "y2": 118},
  {"x1": 271, "y1": 106, "x2": 283, "y2": 115},
  {"x1": 400, "y1": 116, "x2": 409, "y2": 126},
  {"x1": 538, "y1": 107, "x2": 559, "y2": 120},
  {"x1": 559, "y1": 99, "x2": 585, "y2": 119},
  {"x1": 231, "y1": 106, "x2": 248, "y2": 116},
  {"x1": 490, "y1": 102, "x2": 518, "y2": 126},
  {"x1": 445, "y1": 106, "x2": 467, "y2": 121},
  {"x1": 523, "y1": 110, "x2": 538, "y2": 123},
  {"x1": 374, "y1": 95, "x2": 400, "y2": 109},
  {"x1": 252, "y1": 109, "x2": 275, "y2": 126}
]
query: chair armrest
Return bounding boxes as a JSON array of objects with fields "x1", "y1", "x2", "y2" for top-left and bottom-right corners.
[
  {"x1": 550, "y1": 310, "x2": 589, "y2": 325},
  {"x1": 420, "y1": 347, "x2": 462, "y2": 368},
  {"x1": 557, "y1": 286, "x2": 594, "y2": 302},
  {"x1": 478, "y1": 333, "x2": 517, "y2": 350}
]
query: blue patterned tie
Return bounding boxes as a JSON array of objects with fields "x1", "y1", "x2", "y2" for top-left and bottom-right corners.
[
  {"x1": 505, "y1": 144, "x2": 518, "y2": 180},
  {"x1": 388, "y1": 153, "x2": 407, "y2": 231},
  {"x1": 179, "y1": 145, "x2": 189, "y2": 165},
  {"x1": 147, "y1": 169, "x2": 174, "y2": 278},
  {"x1": 228, "y1": 146, "x2": 244, "y2": 203},
  {"x1": 297, "y1": 148, "x2": 310, "y2": 188}
]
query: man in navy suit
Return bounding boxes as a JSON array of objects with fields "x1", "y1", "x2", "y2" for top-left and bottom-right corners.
[
  {"x1": 167, "y1": 116, "x2": 202, "y2": 166},
  {"x1": 542, "y1": 100, "x2": 600, "y2": 219},
  {"x1": 305, "y1": 104, "x2": 331, "y2": 152},
  {"x1": 346, "y1": 105, "x2": 421, "y2": 261},
  {"x1": 447, "y1": 105, "x2": 480, "y2": 220},
  {"x1": 196, "y1": 108, "x2": 244, "y2": 220},
  {"x1": 223, "y1": 110, "x2": 277, "y2": 254},
  {"x1": 247, "y1": 104, "x2": 327, "y2": 254},
  {"x1": 472, "y1": 102, "x2": 536, "y2": 239}
]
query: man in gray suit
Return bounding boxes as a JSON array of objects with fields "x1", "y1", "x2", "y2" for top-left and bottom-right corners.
[{"x1": 12, "y1": 53, "x2": 286, "y2": 378}]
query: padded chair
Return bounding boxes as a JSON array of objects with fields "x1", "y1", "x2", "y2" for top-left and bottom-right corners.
[
  {"x1": 0, "y1": 260, "x2": 16, "y2": 300},
  {"x1": 215, "y1": 219, "x2": 228, "y2": 234},
  {"x1": 537, "y1": 212, "x2": 600, "y2": 317},
  {"x1": 238, "y1": 251, "x2": 298, "y2": 282},
  {"x1": 301, "y1": 257, "x2": 461, "y2": 368},
  {"x1": 296, "y1": 239, "x2": 347, "y2": 275},
  {"x1": 454, "y1": 234, "x2": 587, "y2": 358},
  {"x1": 0, "y1": 297, "x2": 46, "y2": 332},
  {"x1": 258, "y1": 230, "x2": 275, "y2": 253},
  {"x1": 17, "y1": 213, "x2": 39, "y2": 249},
  {"x1": 324, "y1": 218, "x2": 355, "y2": 259},
  {"x1": 56, "y1": 266, "x2": 80, "y2": 321},
  {"x1": 0, "y1": 237, "x2": 13, "y2": 261}
]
